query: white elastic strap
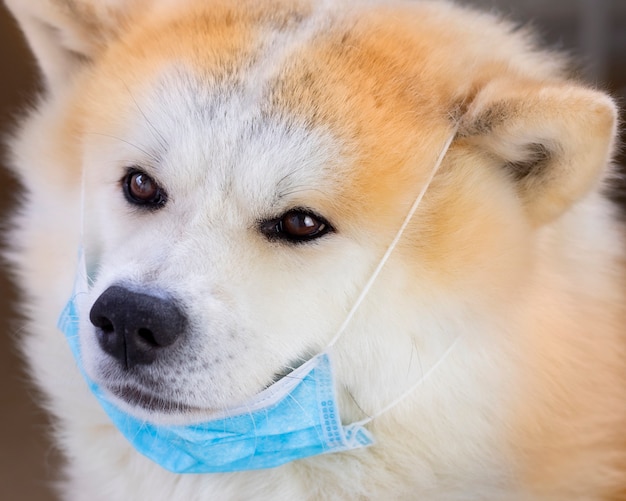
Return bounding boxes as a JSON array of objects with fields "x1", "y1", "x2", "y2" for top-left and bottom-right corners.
[
  {"x1": 354, "y1": 335, "x2": 460, "y2": 426},
  {"x1": 327, "y1": 124, "x2": 459, "y2": 348},
  {"x1": 79, "y1": 169, "x2": 86, "y2": 240}
]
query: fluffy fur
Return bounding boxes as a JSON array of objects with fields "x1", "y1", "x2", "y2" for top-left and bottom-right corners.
[{"x1": 3, "y1": 0, "x2": 626, "y2": 499}]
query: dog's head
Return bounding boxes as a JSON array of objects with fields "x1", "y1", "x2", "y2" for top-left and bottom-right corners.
[{"x1": 7, "y1": 0, "x2": 617, "y2": 428}]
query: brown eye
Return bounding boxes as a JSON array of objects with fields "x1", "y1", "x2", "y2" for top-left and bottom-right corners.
[
  {"x1": 123, "y1": 169, "x2": 167, "y2": 208},
  {"x1": 260, "y1": 209, "x2": 333, "y2": 243},
  {"x1": 282, "y1": 212, "x2": 325, "y2": 237}
]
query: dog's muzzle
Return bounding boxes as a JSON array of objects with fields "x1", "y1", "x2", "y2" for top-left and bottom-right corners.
[{"x1": 89, "y1": 285, "x2": 187, "y2": 369}]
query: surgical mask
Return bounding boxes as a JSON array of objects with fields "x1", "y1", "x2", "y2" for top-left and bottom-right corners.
[{"x1": 58, "y1": 125, "x2": 459, "y2": 474}]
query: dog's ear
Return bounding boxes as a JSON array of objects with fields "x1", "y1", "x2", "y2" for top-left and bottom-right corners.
[
  {"x1": 458, "y1": 78, "x2": 618, "y2": 225},
  {"x1": 4, "y1": 0, "x2": 146, "y2": 92}
]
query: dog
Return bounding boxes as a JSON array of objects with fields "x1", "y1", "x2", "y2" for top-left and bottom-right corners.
[{"x1": 4, "y1": 0, "x2": 626, "y2": 499}]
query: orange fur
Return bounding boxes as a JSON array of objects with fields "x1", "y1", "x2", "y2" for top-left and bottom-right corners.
[{"x1": 4, "y1": 0, "x2": 625, "y2": 499}]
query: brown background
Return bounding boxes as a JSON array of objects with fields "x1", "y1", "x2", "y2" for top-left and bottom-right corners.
[
  {"x1": 0, "y1": 5, "x2": 55, "y2": 501},
  {"x1": 0, "y1": 1, "x2": 624, "y2": 500}
]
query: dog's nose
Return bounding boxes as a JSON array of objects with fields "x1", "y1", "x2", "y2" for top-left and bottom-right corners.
[{"x1": 89, "y1": 285, "x2": 187, "y2": 369}]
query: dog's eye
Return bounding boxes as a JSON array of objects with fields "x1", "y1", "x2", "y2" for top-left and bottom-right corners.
[
  {"x1": 123, "y1": 169, "x2": 167, "y2": 209},
  {"x1": 260, "y1": 209, "x2": 333, "y2": 243}
]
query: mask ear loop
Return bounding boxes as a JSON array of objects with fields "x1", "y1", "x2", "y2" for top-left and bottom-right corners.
[
  {"x1": 75, "y1": 169, "x2": 90, "y2": 296},
  {"x1": 326, "y1": 123, "x2": 459, "y2": 350},
  {"x1": 324, "y1": 122, "x2": 461, "y2": 426},
  {"x1": 353, "y1": 336, "x2": 460, "y2": 426},
  {"x1": 59, "y1": 168, "x2": 90, "y2": 352}
]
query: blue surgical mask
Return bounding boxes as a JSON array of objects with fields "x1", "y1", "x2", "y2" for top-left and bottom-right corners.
[
  {"x1": 59, "y1": 127, "x2": 458, "y2": 474},
  {"x1": 59, "y1": 295, "x2": 373, "y2": 473}
]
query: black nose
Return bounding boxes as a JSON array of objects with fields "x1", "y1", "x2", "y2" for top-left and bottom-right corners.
[{"x1": 89, "y1": 285, "x2": 187, "y2": 369}]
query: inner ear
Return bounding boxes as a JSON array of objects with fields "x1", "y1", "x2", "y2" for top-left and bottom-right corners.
[
  {"x1": 504, "y1": 142, "x2": 552, "y2": 181},
  {"x1": 458, "y1": 80, "x2": 617, "y2": 226}
]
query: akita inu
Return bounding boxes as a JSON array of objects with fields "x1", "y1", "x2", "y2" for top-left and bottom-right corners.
[{"x1": 3, "y1": 0, "x2": 626, "y2": 499}]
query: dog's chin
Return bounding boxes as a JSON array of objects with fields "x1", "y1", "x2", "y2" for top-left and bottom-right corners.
[
  {"x1": 105, "y1": 385, "x2": 212, "y2": 425},
  {"x1": 97, "y1": 359, "x2": 310, "y2": 425}
]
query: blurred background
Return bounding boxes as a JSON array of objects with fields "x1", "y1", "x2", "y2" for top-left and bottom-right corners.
[{"x1": 0, "y1": 1, "x2": 624, "y2": 499}]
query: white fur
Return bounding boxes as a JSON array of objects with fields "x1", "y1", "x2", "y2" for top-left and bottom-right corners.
[{"x1": 4, "y1": 0, "x2": 625, "y2": 499}]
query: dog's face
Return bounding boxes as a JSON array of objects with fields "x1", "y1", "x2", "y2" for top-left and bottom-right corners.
[
  {"x1": 7, "y1": 0, "x2": 617, "y2": 432},
  {"x1": 79, "y1": 65, "x2": 371, "y2": 419},
  {"x1": 75, "y1": 16, "x2": 474, "y2": 422}
]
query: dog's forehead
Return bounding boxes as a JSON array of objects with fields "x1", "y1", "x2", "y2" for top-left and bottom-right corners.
[
  {"x1": 80, "y1": 1, "x2": 457, "y2": 219},
  {"x1": 81, "y1": 63, "x2": 348, "y2": 220}
]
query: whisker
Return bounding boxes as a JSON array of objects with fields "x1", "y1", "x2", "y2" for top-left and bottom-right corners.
[
  {"x1": 277, "y1": 187, "x2": 328, "y2": 199},
  {"x1": 121, "y1": 80, "x2": 170, "y2": 152},
  {"x1": 85, "y1": 132, "x2": 161, "y2": 164},
  {"x1": 409, "y1": 337, "x2": 424, "y2": 380},
  {"x1": 276, "y1": 163, "x2": 309, "y2": 189},
  {"x1": 344, "y1": 386, "x2": 371, "y2": 422}
]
